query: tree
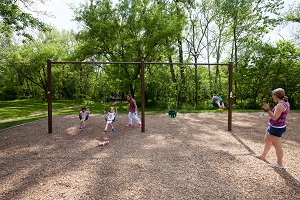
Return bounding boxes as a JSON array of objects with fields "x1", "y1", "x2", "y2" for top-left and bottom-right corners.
[
  {"x1": 0, "y1": 0, "x2": 48, "y2": 40},
  {"x1": 285, "y1": 2, "x2": 300, "y2": 43},
  {"x1": 74, "y1": 0, "x2": 182, "y2": 98},
  {"x1": 221, "y1": 0, "x2": 284, "y2": 102},
  {"x1": 285, "y1": 2, "x2": 300, "y2": 23},
  {"x1": 2, "y1": 29, "x2": 76, "y2": 99}
]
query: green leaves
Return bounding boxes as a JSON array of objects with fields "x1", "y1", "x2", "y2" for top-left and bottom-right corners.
[{"x1": 0, "y1": 0, "x2": 48, "y2": 40}]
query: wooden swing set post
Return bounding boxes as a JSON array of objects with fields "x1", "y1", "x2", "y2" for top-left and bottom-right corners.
[
  {"x1": 228, "y1": 62, "x2": 233, "y2": 131},
  {"x1": 141, "y1": 60, "x2": 145, "y2": 132},
  {"x1": 47, "y1": 60, "x2": 233, "y2": 134},
  {"x1": 47, "y1": 59, "x2": 52, "y2": 134}
]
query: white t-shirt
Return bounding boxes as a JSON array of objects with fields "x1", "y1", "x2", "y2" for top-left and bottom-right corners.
[{"x1": 107, "y1": 112, "x2": 115, "y2": 122}]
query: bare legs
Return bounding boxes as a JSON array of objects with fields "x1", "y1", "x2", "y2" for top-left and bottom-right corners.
[
  {"x1": 215, "y1": 100, "x2": 226, "y2": 110},
  {"x1": 259, "y1": 132, "x2": 284, "y2": 167},
  {"x1": 80, "y1": 120, "x2": 86, "y2": 128},
  {"x1": 273, "y1": 136, "x2": 283, "y2": 166},
  {"x1": 260, "y1": 132, "x2": 272, "y2": 159},
  {"x1": 105, "y1": 121, "x2": 114, "y2": 131}
]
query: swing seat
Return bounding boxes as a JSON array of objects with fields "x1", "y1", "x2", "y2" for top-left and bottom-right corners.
[
  {"x1": 105, "y1": 116, "x2": 116, "y2": 123},
  {"x1": 168, "y1": 110, "x2": 177, "y2": 118},
  {"x1": 79, "y1": 114, "x2": 89, "y2": 120}
]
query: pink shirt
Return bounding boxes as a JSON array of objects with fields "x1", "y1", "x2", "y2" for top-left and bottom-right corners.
[
  {"x1": 80, "y1": 110, "x2": 89, "y2": 119},
  {"x1": 269, "y1": 102, "x2": 290, "y2": 128},
  {"x1": 128, "y1": 99, "x2": 137, "y2": 113}
]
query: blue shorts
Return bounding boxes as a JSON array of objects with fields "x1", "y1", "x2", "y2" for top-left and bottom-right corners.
[{"x1": 267, "y1": 126, "x2": 286, "y2": 137}]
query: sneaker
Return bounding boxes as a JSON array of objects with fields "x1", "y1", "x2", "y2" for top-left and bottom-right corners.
[
  {"x1": 126, "y1": 124, "x2": 133, "y2": 127},
  {"x1": 80, "y1": 126, "x2": 83, "y2": 130},
  {"x1": 139, "y1": 124, "x2": 142, "y2": 128},
  {"x1": 268, "y1": 163, "x2": 285, "y2": 169},
  {"x1": 112, "y1": 128, "x2": 115, "y2": 133},
  {"x1": 104, "y1": 129, "x2": 107, "y2": 132}
]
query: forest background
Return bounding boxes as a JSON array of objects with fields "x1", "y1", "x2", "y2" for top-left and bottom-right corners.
[{"x1": 1, "y1": 0, "x2": 300, "y2": 113}]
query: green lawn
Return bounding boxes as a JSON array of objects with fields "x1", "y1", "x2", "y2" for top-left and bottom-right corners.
[
  {"x1": 2, "y1": 99, "x2": 283, "y2": 131},
  {"x1": 0, "y1": 99, "x2": 74, "y2": 130},
  {"x1": 0, "y1": 99, "x2": 130, "y2": 130},
  {"x1": 0, "y1": 99, "x2": 73, "y2": 120}
]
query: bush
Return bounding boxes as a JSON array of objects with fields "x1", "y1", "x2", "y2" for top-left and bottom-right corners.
[{"x1": 0, "y1": 87, "x2": 18, "y2": 100}]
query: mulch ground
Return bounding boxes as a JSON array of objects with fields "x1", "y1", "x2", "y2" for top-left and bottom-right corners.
[{"x1": 0, "y1": 112, "x2": 299, "y2": 200}]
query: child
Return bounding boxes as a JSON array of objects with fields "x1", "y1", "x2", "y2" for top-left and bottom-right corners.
[
  {"x1": 212, "y1": 95, "x2": 226, "y2": 110},
  {"x1": 79, "y1": 106, "x2": 89, "y2": 129},
  {"x1": 126, "y1": 94, "x2": 142, "y2": 127},
  {"x1": 104, "y1": 107, "x2": 116, "y2": 132}
]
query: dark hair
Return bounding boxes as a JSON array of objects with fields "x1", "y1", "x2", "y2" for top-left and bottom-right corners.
[{"x1": 127, "y1": 94, "x2": 132, "y2": 102}]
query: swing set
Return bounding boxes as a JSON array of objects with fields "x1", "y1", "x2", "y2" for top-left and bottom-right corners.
[{"x1": 46, "y1": 60, "x2": 233, "y2": 133}]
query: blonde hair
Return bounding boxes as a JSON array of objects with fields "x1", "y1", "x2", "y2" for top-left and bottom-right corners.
[
  {"x1": 272, "y1": 88, "x2": 288, "y2": 102},
  {"x1": 109, "y1": 107, "x2": 114, "y2": 113}
]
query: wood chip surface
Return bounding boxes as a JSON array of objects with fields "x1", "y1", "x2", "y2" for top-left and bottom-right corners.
[{"x1": 0, "y1": 113, "x2": 299, "y2": 200}]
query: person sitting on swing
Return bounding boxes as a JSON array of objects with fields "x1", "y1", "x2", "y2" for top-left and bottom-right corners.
[
  {"x1": 79, "y1": 106, "x2": 90, "y2": 129},
  {"x1": 212, "y1": 95, "x2": 226, "y2": 110},
  {"x1": 104, "y1": 107, "x2": 117, "y2": 133}
]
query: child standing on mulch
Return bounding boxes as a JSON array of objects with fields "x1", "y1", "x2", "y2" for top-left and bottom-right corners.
[
  {"x1": 126, "y1": 94, "x2": 142, "y2": 127},
  {"x1": 79, "y1": 106, "x2": 89, "y2": 129}
]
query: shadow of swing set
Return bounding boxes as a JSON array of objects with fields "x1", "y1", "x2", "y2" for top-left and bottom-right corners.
[{"x1": 46, "y1": 60, "x2": 233, "y2": 133}]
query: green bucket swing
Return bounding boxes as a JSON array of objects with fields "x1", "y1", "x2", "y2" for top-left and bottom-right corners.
[
  {"x1": 167, "y1": 91, "x2": 178, "y2": 118},
  {"x1": 168, "y1": 110, "x2": 177, "y2": 118},
  {"x1": 164, "y1": 63, "x2": 178, "y2": 119}
]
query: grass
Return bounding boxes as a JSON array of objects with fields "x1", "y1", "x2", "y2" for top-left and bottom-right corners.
[
  {"x1": 0, "y1": 99, "x2": 74, "y2": 120},
  {"x1": 0, "y1": 99, "x2": 223, "y2": 130},
  {"x1": 0, "y1": 99, "x2": 131, "y2": 130},
  {"x1": 0, "y1": 99, "x2": 72, "y2": 130},
  {"x1": 3, "y1": 99, "x2": 297, "y2": 131}
]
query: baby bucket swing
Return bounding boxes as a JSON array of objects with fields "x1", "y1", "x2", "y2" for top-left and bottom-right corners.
[
  {"x1": 168, "y1": 92, "x2": 178, "y2": 118},
  {"x1": 164, "y1": 64, "x2": 178, "y2": 118}
]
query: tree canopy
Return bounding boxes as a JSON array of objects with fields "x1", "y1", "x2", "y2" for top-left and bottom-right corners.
[{"x1": 0, "y1": 0, "x2": 299, "y2": 110}]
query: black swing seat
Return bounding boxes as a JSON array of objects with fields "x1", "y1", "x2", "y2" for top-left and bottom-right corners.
[
  {"x1": 168, "y1": 110, "x2": 177, "y2": 118},
  {"x1": 105, "y1": 116, "x2": 116, "y2": 123},
  {"x1": 79, "y1": 114, "x2": 89, "y2": 120}
]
